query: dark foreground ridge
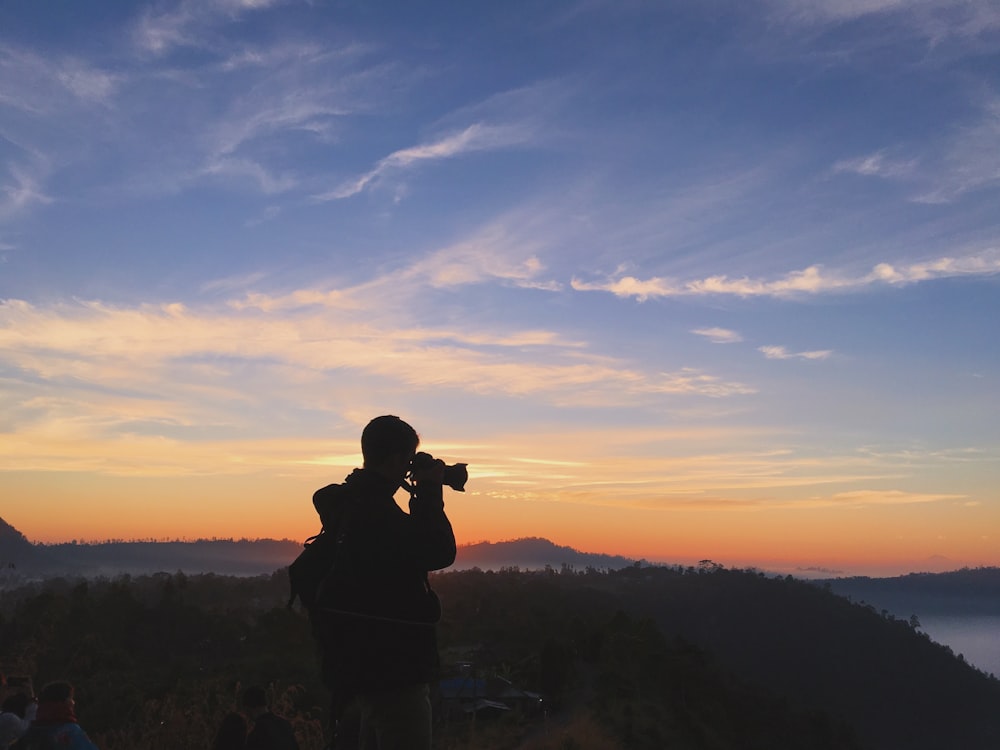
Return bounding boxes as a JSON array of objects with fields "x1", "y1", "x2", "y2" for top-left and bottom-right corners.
[{"x1": 2, "y1": 562, "x2": 999, "y2": 749}]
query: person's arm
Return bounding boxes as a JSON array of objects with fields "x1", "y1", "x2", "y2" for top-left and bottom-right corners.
[
  {"x1": 347, "y1": 484, "x2": 456, "y2": 574},
  {"x1": 0, "y1": 705, "x2": 35, "y2": 739},
  {"x1": 407, "y1": 480, "x2": 457, "y2": 571}
]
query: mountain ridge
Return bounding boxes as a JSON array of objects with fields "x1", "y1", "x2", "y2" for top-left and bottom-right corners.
[
  {"x1": 0, "y1": 516, "x2": 637, "y2": 582},
  {"x1": 5, "y1": 515, "x2": 998, "y2": 608}
]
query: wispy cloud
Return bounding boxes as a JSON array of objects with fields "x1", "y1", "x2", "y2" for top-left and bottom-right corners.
[
  {"x1": 468, "y1": 438, "x2": 915, "y2": 510},
  {"x1": 692, "y1": 327, "x2": 743, "y2": 344},
  {"x1": 6, "y1": 37, "x2": 384, "y2": 203},
  {"x1": 1, "y1": 163, "x2": 53, "y2": 220},
  {"x1": 0, "y1": 293, "x2": 754, "y2": 440},
  {"x1": 206, "y1": 76, "x2": 361, "y2": 159},
  {"x1": 200, "y1": 271, "x2": 271, "y2": 294},
  {"x1": 915, "y1": 95, "x2": 1000, "y2": 203},
  {"x1": 765, "y1": 0, "x2": 918, "y2": 25},
  {"x1": 571, "y1": 250, "x2": 1000, "y2": 301},
  {"x1": 244, "y1": 205, "x2": 282, "y2": 227},
  {"x1": 313, "y1": 123, "x2": 533, "y2": 201},
  {"x1": 216, "y1": 40, "x2": 348, "y2": 73},
  {"x1": 759, "y1": 345, "x2": 833, "y2": 361},
  {"x1": 764, "y1": 0, "x2": 1000, "y2": 40},
  {"x1": 199, "y1": 157, "x2": 299, "y2": 194},
  {"x1": 399, "y1": 221, "x2": 559, "y2": 291},
  {"x1": 234, "y1": 204, "x2": 567, "y2": 311},
  {"x1": 186, "y1": 42, "x2": 389, "y2": 190},
  {"x1": 0, "y1": 46, "x2": 120, "y2": 113},
  {"x1": 133, "y1": 0, "x2": 286, "y2": 56},
  {"x1": 833, "y1": 150, "x2": 916, "y2": 179},
  {"x1": 829, "y1": 489, "x2": 965, "y2": 506},
  {"x1": 832, "y1": 96, "x2": 1000, "y2": 204}
]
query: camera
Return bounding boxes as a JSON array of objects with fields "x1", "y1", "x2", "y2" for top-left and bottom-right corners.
[{"x1": 409, "y1": 452, "x2": 468, "y2": 492}]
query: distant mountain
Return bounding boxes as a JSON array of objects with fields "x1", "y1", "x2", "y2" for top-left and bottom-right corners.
[
  {"x1": 454, "y1": 536, "x2": 638, "y2": 571},
  {"x1": 38, "y1": 538, "x2": 303, "y2": 578},
  {"x1": 0, "y1": 516, "x2": 37, "y2": 575},
  {"x1": 817, "y1": 567, "x2": 1000, "y2": 616},
  {"x1": 0, "y1": 516, "x2": 302, "y2": 583},
  {"x1": 0, "y1": 517, "x2": 636, "y2": 584},
  {"x1": 0, "y1": 516, "x2": 33, "y2": 554}
]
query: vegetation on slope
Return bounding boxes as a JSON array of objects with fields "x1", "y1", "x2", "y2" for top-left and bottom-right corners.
[{"x1": 1, "y1": 565, "x2": 997, "y2": 749}]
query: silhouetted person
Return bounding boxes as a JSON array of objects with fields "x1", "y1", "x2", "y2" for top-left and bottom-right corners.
[
  {"x1": 310, "y1": 415, "x2": 458, "y2": 750},
  {"x1": 211, "y1": 711, "x2": 248, "y2": 750},
  {"x1": 0, "y1": 676, "x2": 36, "y2": 749},
  {"x1": 11, "y1": 681, "x2": 97, "y2": 750},
  {"x1": 241, "y1": 686, "x2": 297, "y2": 750}
]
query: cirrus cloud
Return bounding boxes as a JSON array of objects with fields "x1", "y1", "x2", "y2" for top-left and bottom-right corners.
[
  {"x1": 759, "y1": 345, "x2": 833, "y2": 361},
  {"x1": 692, "y1": 327, "x2": 744, "y2": 344},
  {"x1": 571, "y1": 250, "x2": 1000, "y2": 301},
  {"x1": 312, "y1": 123, "x2": 535, "y2": 201}
]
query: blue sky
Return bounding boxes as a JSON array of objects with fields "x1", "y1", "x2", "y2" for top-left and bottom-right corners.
[{"x1": 1, "y1": 0, "x2": 998, "y2": 574}]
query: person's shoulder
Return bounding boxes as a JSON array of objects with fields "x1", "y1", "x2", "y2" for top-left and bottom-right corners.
[
  {"x1": 56, "y1": 722, "x2": 92, "y2": 738},
  {"x1": 27, "y1": 723, "x2": 96, "y2": 750}
]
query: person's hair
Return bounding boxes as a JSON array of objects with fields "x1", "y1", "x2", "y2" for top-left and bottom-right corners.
[
  {"x1": 1, "y1": 693, "x2": 30, "y2": 717},
  {"x1": 361, "y1": 415, "x2": 419, "y2": 466},
  {"x1": 38, "y1": 681, "x2": 74, "y2": 704},
  {"x1": 241, "y1": 685, "x2": 268, "y2": 710}
]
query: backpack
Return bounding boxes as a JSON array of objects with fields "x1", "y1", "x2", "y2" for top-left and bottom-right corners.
[
  {"x1": 287, "y1": 497, "x2": 441, "y2": 624},
  {"x1": 287, "y1": 528, "x2": 340, "y2": 611}
]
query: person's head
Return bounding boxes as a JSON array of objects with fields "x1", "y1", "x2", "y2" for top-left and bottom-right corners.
[
  {"x1": 38, "y1": 681, "x2": 74, "y2": 706},
  {"x1": 241, "y1": 685, "x2": 268, "y2": 718},
  {"x1": 361, "y1": 415, "x2": 419, "y2": 482},
  {"x1": 1, "y1": 693, "x2": 30, "y2": 718}
]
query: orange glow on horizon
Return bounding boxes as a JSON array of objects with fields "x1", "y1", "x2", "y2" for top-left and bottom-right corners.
[{"x1": 6, "y1": 464, "x2": 997, "y2": 580}]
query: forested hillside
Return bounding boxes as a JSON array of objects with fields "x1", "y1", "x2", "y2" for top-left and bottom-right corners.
[
  {"x1": 1, "y1": 565, "x2": 998, "y2": 749},
  {"x1": 819, "y1": 566, "x2": 1000, "y2": 616}
]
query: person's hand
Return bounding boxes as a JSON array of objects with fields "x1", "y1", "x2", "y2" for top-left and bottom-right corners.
[{"x1": 411, "y1": 458, "x2": 445, "y2": 484}]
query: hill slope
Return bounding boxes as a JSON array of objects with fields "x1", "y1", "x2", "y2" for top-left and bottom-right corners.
[
  {"x1": 818, "y1": 567, "x2": 1000, "y2": 616},
  {"x1": 433, "y1": 565, "x2": 1000, "y2": 750},
  {"x1": 3, "y1": 565, "x2": 996, "y2": 749}
]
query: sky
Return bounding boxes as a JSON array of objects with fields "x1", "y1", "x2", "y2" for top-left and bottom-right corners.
[{"x1": 1, "y1": 0, "x2": 999, "y2": 577}]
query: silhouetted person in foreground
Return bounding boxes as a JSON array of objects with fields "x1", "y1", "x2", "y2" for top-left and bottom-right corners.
[
  {"x1": 310, "y1": 415, "x2": 458, "y2": 750},
  {"x1": 0, "y1": 676, "x2": 36, "y2": 749},
  {"x1": 11, "y1": 681, "x2": 97, "y2": 750},
  {"x1": 211, "y1": 711, "x2": 248, "y2": 750},
  {"x1": 242, "y1": 686, "x2": 298, "y2": 750}
]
